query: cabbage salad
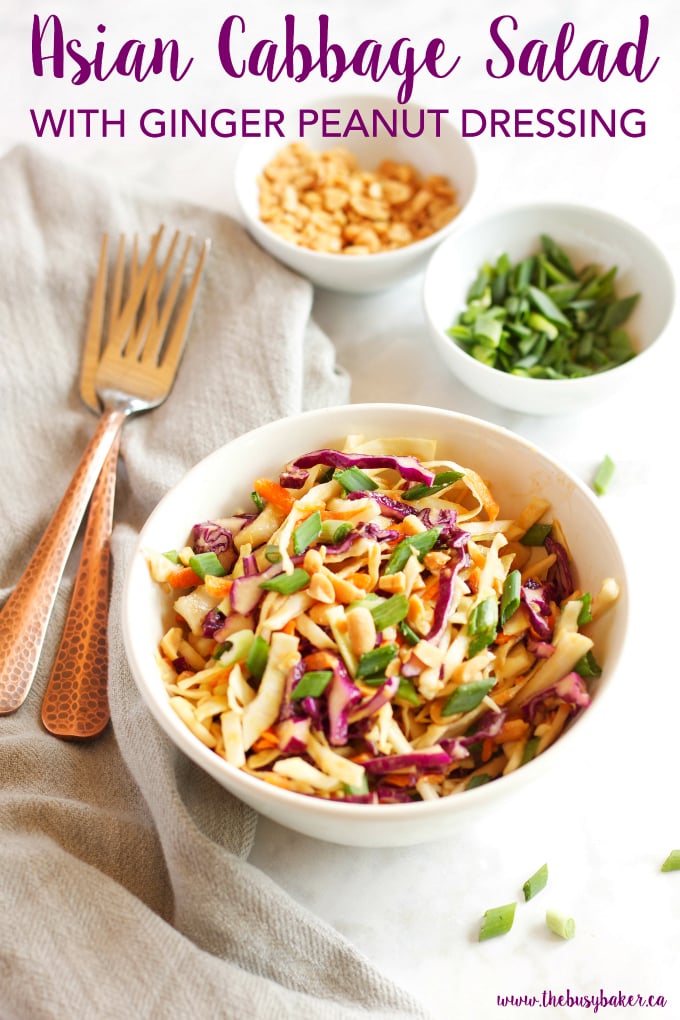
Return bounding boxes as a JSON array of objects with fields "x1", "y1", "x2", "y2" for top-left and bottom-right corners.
[{"x1": 145, "y1": 436, "x2": 619, "y2": 804}]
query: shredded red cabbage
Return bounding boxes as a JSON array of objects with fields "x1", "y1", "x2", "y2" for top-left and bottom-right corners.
[
  {"x1": 362, "y1": 745, "x2": 451, "y2": 774},
  {"x1": 545, "y1": 535, "x2": 574, "y2": 602},
  {"x1": 202, "y1": 608, "x2": 226, "y2": 638},
  {"x1": 326, "y1": 656, "x2": 362, "y2": 746},
  {"x1": 288, "y1": 449, "x2": 435, "y2": 485},
  {"x1": 521, "y1": 579, "x2": 555, "y2": 639},
  {"x1": 192, "y1": 521, "x2": 233, "y2": 555},
  {"x1": 230, "y1": 562, "x2": 283, "y2": 615},
  {"x1": 522, "y1": 671, "x2": 591, "y2": 722}
]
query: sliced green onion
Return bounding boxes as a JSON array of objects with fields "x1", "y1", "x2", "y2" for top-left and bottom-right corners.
[
  {"x1": 259, "y1": 568, "x2": 310, "y2": 595},
  {"x1": 163, "y1": 549, "x2": 180, "y2": 564},
  {"x1": 245, "y1": 635, "x2": 269, "y2": 680},
  {"x1": 523, "y1": 863, "x2": 549, "y2": 901},
  {"x1": 467, "y1": 773, "x2": 491, "y2": 790},
  {"x1": 398, "y1": 619, "x2": 420, "y2": 646},
  {"x1": 479, "y1": 902, "x2": 516, "y2": 941},
  {"x1": 334, "y1": 466, "x2": 378, "y2": 493},
  {"x1": 442, "y1": 678, "x2": 495, "y2": 716},
  {"x1": 521, "y1": 736, "x2": 541, "y2": 764},
  {"x1": 343, "y1": 773, "x2": 369, "y2": 796},
  {"x1": 467, "y1": 596, "x2": 498, "y2": 655},
  {"x1": 251, "y1": 490, "x2": 265, "y2": 512},
  {"x1": 521, "y1": 523, "x2": 553, "y2": 546},
  {"x1": 593, "y1": 454, "x2": 615, "y2": 496},
  {"x1": 356, "y1": 643, "x2": 398, "y2": 679},
  {"x1": 468, "y1": 597, "x2": 498, "y2": 635},
  {"x1": 369, "y1": 593, "x2": 409, "y2": 631},
  {"x1": 546, "y1": 908, "x2": 575, "y2": 940},
  {"x1": 218, "y1": 630, "x2": 255, "y2": 666},
  {"x1": 385, "y1": 527, "x2": 441, "y2": 575},
  {"x1": 188, "y1": 551, "x2": 227, "y2": 579},
  {"x1": 574, "y1": 650, "x2": 602, "y2": 678},
  {"x1": 320, "y1": 519, "x2": 353, "y2": 544},
  {"x1": 402, "y1": 470, "x2": 464, "y2": 501},
  {"x1": 264, "y1": 545, "x2": 283, "y2": 563},
  {"x1": 576, "y1": 592, "x2": 592, "y2": 625},
  {"x1": 396, "y1": 676, "x2": 420, "y2": 706},
  {"x1": 292, "y1": 510, "x2": 322, "y2": 555},
  {"x1": 661, "y1": 849, "x2": 680, "y2": 873},
  {"x1": 500, "y1": 570, "x2": 521, "y2": 625},
  {"x1": 291, "y1": 669, "x2": 333, "y2": 700}
]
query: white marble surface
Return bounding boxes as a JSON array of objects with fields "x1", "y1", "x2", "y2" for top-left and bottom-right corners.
[{"x1": 3, "y1": 1, "x2": 679, "y2": 1016}]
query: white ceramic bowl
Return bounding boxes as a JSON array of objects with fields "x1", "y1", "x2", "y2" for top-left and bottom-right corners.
[
  {"x1": 234, "y1": 94, "x2": 477, "y2": 293},
  {"x1": 423, "y1": 203, "x2": 675, "y2": 415},
  {"x1": 123, "y1": 403, "x2": 628, "y2": 847}
]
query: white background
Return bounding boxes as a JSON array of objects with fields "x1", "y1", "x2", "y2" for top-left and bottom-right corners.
[{"x1": 3, "y1": 2, "x2": 679, "y2": 1017}]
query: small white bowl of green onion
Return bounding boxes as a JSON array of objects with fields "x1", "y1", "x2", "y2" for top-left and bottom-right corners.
[{"x1": 422, "y1": 202, "x2": 675, "y2": 415}]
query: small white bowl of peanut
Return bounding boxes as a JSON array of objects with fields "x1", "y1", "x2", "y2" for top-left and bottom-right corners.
[{"x1": 234, "y1": 93, "x2": 477, "y2": 293}]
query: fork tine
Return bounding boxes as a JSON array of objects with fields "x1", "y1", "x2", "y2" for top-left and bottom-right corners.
[
  {"x1": 153, "y1": 238, "x2": 210, "y2": 373},
  {"x1": 133, "y1": 230, "x2": 182, "y2": 361},
  {"x1": 108, "y1": 234, "x2": 126, "y2": 345},
  {"x1": 140, "y1": 232, "x2": 193, "y2": 366},
  {"x1": 110, "y1": 227, "x2": 164, "y2": 353}
]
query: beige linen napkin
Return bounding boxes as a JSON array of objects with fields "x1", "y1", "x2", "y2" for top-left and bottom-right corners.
[{"x1": 0, "y1": 146, "x2": 431, "y2": 1020}]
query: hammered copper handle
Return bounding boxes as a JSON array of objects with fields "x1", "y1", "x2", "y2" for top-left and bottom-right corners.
[
  {"x1": 40, "y1": 432, "x2": 121, "y2": 739},
  {"x1": 0, "y1": 408, "x2": 126, "y2": 715}
]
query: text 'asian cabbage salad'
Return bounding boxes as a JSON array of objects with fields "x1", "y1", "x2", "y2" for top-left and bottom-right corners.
[{"x1": 144, "y1": 436, "x2": 620, "y2": 804}]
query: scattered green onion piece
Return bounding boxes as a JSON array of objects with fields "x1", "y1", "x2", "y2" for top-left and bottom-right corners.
[
  {"x1": 442, "y1": 678, "x2": 495, "y2": 716},
  {"x1": 500, "y1": 570, "x2": 521, "y2": 625},
  {"x1": 291, "y1": 669, "x2": 333, "y2": 700},
  {"x1": 264, "y1": 545, "x2": 283, "y2": 563},
  {"x1": 245, "y1": 635, "x2": 269, "y2": 680},
  {"x1": 593, "y1": 454, "x2": 616, "y2": 496},
  {"x1": 188, "y1": 551, "x2": 227, "y2": 579},
  {"x1": 163, "y1": 549, "x2": 180, "y2": 564},
  {"x1": 259, "y1": 568, "x2": 310, "y2": 595},
  {"x1": 334, "y1": 466, "x2": 379, "y2": 493},
  {"x1": 402, "y1": 470, "x2": 464, "y2": 501},
  {"x1": 369, "y1": 593, "x2": 409, "y2": 631},
  {"x1": 251, "y1": 490, "x2": 265, "y2": 512},
  {"x1": 521, "y1": 523, "x2": 553, "y2": 546},
  {"x1": 385, "y1": 527, "x2": 441, "y2": 575},
  {"x1": 523, "y1": 863, "x2": 549, "y2": 901},
  {"x1": 292, "y1": 510, "x2": 322, "y2": 555},
  {"x1": 661, "y1": 849, "x2": 680, "y2": 873},
  {"x1": 546, "y1": 909, "x2": 576, "y2": 940},
  {"x1": 398, "y1": 619, "x2": 420, "y2": 646},
  {"x1": 356, "y1": 643, "x2": 398, "y2": 679},
  {"x1": 479, "y1": 903, "x2": 516, "y2": 941}
]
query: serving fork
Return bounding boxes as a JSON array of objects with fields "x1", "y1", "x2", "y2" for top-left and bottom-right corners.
[{"x1": 0, "y1": 227, "x2": 209, "y2": 718}]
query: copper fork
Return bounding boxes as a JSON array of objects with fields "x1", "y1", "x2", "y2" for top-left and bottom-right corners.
[{"x1": 0, "y1": 228, "x2": 210, "y2": 717}]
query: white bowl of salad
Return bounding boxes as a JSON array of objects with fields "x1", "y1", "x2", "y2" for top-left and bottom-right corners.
[
  {"x1": 422, "y1": 202, "x2": 675, "y2": 415},
  {"x1": 123, "y1": 403, "x2": 628, "y2": 847}
]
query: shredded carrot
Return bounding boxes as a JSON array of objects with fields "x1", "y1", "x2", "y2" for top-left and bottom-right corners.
[
  {"x1": 281, "y1": 618, "x2": 297, "y2": 636},
  {"x1": 251, "y1": 730, "x2": 280, "y2": 751},
  {"x1": 497, "y1": 718, "x2": 530, "y2": 743},
  {"x1": 253, "y1": 477, "x2": 295, "y2": 514},
  {"x1": 494, "y1": 630, "x2": 514, "y2": 645},
  {"x1": 167, "y1": 566, "x2": 202, "y2": 589},
  {"x1": 420, "y1": 577, "x2": 439, "y2": 604},
  {"x1": 303, "y1": 650, "x2": 337, "y2": 671},
  {"x1": 204, "y1": 575, "x2": 233, "y2": 598},
  {"x1": 481, "y1": 737, "x2": 495, "y2": 763}
]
